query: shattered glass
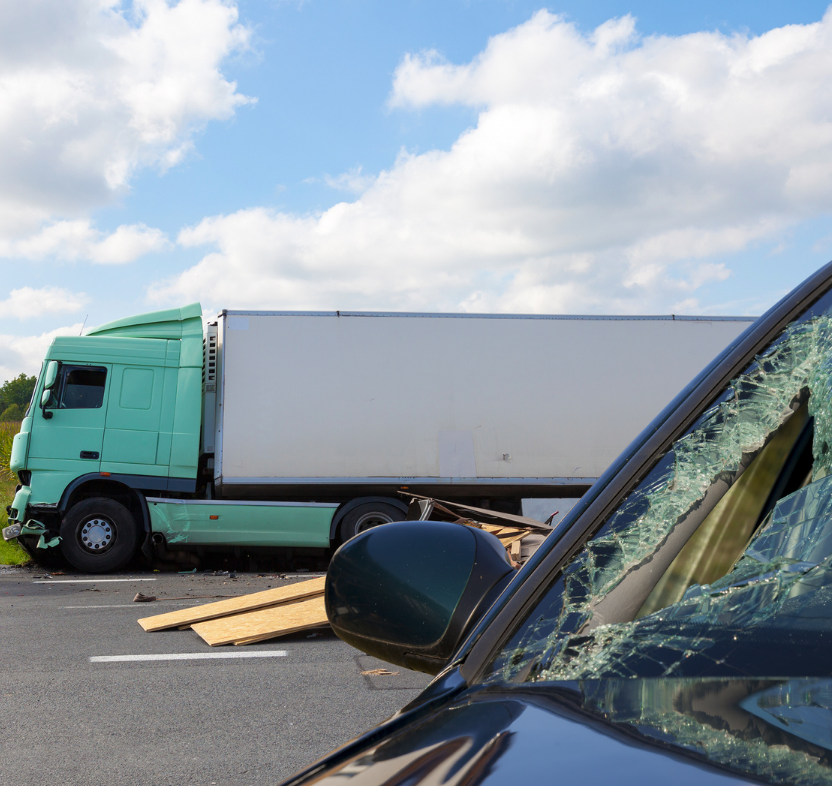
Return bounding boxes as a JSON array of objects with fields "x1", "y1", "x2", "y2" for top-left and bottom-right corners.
[{"x1": 489, "y1": 314, "x2": 832, "y2": 683}]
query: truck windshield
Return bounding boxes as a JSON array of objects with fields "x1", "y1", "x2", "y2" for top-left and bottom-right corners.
[
  {"x1": 24, "y1": 361, "x2": 45, "y2": 419},
  {"x1": 488, "y1": 294, "x2": 832, "y2": 682}
]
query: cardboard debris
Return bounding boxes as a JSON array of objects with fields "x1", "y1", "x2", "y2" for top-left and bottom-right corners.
[
  {"x1": 191, "y1": 595, "x2": 328, "y2": 647},
  {"x1": 137, "y1": 576, "x2": 326, "y2": 632}
]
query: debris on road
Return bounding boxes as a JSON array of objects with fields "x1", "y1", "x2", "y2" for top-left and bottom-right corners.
[
  {"x1": 402, "y1": 493, "x2": 552, "y2": 566},
  {"x1": 138, "y1": 576, "x2": 327, "y2": 645},
  {"x1": 192, "y1": 595, "x2": 328, "y2": 646},
  {"x1": 133, "y1": 592, "x2": 241, "y2": 603},
  {"x1": 361, "y1": 669, "x2": 399, "y2": 676}
]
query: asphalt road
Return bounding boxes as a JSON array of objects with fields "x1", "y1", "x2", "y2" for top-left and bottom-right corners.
[{"x1": 0, "y1": 565, "x2": 432, "y2": 786}]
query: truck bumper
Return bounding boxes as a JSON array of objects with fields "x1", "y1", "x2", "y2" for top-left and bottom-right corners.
[
  {"x1": 8, "y1": 484, "x2": 31, "y2": 524},
  {"x1": 5, "y1": 486, "x2": 61, "y2": 548},
  {"x1": 2, "y1": 522, "x2": 21, "y2": 541},
  {"x1": 4, "y1": 519, "x2": 59, "y2": 549}
]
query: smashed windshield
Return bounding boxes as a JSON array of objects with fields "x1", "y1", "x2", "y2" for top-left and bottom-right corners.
[{"x1": 488, "y1": 309, "x2": 832, "y2": 682}]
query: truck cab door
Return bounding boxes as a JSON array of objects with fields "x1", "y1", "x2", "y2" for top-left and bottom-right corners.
[{"x1": 28, "y1": 364, "x2": 110, "y2": 475}]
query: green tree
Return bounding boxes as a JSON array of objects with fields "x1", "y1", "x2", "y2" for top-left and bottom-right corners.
[
  {"x1": 0, "y1": 403, "x2": 22, "y2": 421},
  {"x1": 0, "y1": 374, "x2": 37, "y2": 415}
]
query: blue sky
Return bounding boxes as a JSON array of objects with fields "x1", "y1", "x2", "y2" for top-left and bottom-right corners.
[{"x1": 2, "y1": 0, "x2": 832, "y2": 378}]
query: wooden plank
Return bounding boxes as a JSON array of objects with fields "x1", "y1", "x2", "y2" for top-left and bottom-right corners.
[
  {"x1": 137, "y1": 576, "x2": 326, "y2": 631},
  {"x1": 234, "y1": 624, "x2": 330, "y2": 646},
  {"x1": 192, "y1": 595, "x2": 328, "y2": 647}
]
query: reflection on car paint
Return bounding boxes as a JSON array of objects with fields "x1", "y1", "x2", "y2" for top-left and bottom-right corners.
[
  {"x1": 308, "y1": 680, "x2": 832, "y2": 785},
  {"x1": 581, "y1": 679, "x2": 832, "y2": 784}
]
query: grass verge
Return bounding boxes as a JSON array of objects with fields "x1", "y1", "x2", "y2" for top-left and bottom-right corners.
[{"x1": 0, "y1": 421, "x2": 28, "y2": 565}]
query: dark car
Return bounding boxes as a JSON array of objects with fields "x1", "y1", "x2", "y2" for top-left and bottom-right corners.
[{"x1": 285, "y1": 262, "x2": 832, "y2": 786}]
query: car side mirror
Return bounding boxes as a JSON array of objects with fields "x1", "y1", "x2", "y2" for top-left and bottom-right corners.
[
  {"x1": 40, "y1": 389, "x2": 54, "y2": 419},
  {"x1": 325, "y1": 520, "x2": 516, "y2": 675},
  {"x1": 43, "y1": 361, "x2": 59, "y2": 390}
]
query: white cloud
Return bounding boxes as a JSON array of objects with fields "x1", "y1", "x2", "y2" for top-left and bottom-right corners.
[
  {"x1": 0, "y1": 324, "x2": 85, "y2": 384},
  {"x1": 0, "y1": 220, "x2": 170, "y2": 264},
  {"x1": 0, "y1": 0, "x2": 252, "y2": 240},
  {"x1": 323, "y1": 167, "x2": 375, "y2": 195},
  {"x1": 0, "y1": 287, "x2": 88, "y2": 319},
  {"x1": 154, "y1": 9, "x2": 832, "y2": 314}
]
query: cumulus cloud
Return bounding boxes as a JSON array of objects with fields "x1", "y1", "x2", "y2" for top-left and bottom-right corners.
[
  {"x1": 0, "y1": 0, "x2": 252, "y2": 239},
  {"x1": 0, "y1": 287, "x2": 88, "y2": 319},
  {"x1": 0, "y1": 324, "x2": 85, "y2": 384},
  {"x1": 153, "y1": 9, "x2": 832, "y2": 314},
  {"x1": 0, "y1": 220, "x2": 170, "y2": 263}
]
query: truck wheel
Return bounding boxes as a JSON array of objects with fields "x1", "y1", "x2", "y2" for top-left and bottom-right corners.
[
  {"x1": 59, "y1": 498, "x2": 139, "y2": 574},
  {"x1": 339, "y1": 502, "x2": 405, "y2": 543}
]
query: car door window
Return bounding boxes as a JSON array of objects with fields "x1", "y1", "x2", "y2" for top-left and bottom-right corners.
[{"x1": 488, "y1": 308, "x2": 832, "y2": 682}]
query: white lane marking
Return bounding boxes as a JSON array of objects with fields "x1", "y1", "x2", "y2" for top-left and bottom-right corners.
[
  {"x1": 90, "y1": 651, "x2": 288, "y2": 662},
  {"x1": 34, "y1": 578, "x2": 158, "y2": 584},
  {"x1": 62, "y1": 603, "x2": 204, "y2": 609}
]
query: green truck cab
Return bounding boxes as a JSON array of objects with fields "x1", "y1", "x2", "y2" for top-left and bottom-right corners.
[
  {"x1": 2, "y1": 303, "x2": 339, "y2": 572},
  {"x1": 4, "y1": 304, "x2": 205, "y2": 571}
]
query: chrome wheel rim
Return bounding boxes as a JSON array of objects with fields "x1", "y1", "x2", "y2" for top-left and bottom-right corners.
[
  {"x1": 80, "y1": 517, "x2": 115, "y2": 554},
  {"x1": 354, "y1": 511, "x2": 396, "y2": 535}
]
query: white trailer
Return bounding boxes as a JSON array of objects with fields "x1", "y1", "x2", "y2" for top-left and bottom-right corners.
[
  {"x1": 207, "y1": 311, "x2": 754, "y2": 517},
  {"x1": 9, "y1": 303, "x2": 757, "y2": 571}
]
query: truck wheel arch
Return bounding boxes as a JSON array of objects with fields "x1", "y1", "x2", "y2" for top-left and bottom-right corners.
[
  {"x1": 59, "y1": 474, "x2": 151, "y2": 535},
  {"x1": 330, "y1": 496, "x2": 408, "y2": 544}
]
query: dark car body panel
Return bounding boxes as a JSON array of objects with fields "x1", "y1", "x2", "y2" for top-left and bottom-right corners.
[
  {"x1": 286, "y1": 680, "x2": 786, "y2": 785},
  {"x1": 284, "y1": 261, "x2": 832, "y2": 786}
]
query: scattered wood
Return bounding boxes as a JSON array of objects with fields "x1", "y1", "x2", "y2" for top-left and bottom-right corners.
[
  {"x1": 400, "y1": 493, "x2": 553, "y2": 566},
  {"x1": 234, "y1": 624, "x2": 329, "y2": 646},
  {"x1": 402, "y1": 493, "x2": 552, "y2": 532},
  {"x1": 191, "y1": 595, "x2": 328, "y2": 647},
  {"x1": 137, "y1": 576, "x2": 326, "y2": 632}
]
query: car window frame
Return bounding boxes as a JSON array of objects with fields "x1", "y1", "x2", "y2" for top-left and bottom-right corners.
[{"x1": 457, "y1": 260, "x2": 832, "y2": 686}]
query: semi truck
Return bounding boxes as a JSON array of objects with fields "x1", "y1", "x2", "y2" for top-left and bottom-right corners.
[{"x1": 2, "y1": 303, "x2": 755, "y2": 573}]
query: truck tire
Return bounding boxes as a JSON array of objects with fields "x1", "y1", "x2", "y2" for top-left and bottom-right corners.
[
  {"x1": 59, "y1": 497, "x2": 139, "y2": 574},
  {"x1": 339, "y1": 502, "x2": 405, "y2": 543}
]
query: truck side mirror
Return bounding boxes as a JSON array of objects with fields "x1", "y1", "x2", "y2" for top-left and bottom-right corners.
[
  {"x1": 325, "y1": 520, "x2": 516, "y2": 675},
  {"x1": 40, "y1": 389, "x2": 54, "y2": 419},
  {"x1": 43, "y1": 361, "x2": 59, "y2": 390}
]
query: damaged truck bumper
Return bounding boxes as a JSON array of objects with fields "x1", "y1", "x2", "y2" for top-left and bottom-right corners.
[
  {"x1": 3, "y1": 483, "x2": 61, "y2": 549},
  {"x1": 3, "y1": 519, "x2": 60, "y2": 549}
]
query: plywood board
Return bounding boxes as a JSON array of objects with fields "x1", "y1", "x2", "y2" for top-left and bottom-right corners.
[
  {"x1": 137, "y1": 576, "x2": 326, "y2": 632},
  {"x1": 234, "y1": 624, "x2": 330, "y2": 646},
  {"x1": 192, "y1": 595, "x2": 328, "y2": 647}
]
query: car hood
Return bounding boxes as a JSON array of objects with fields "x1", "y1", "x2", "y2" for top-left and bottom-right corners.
[{"x1": 290, "y1": 677, "x2": 832, "y2": 785}]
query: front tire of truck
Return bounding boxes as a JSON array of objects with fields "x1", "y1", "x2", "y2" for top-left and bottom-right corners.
[
  {"x1": 59, "y1": 497, "x2": 139, "y2": 574},
  {"x1": 339, "y1": 502, "x2": 406, "y2": 544}
]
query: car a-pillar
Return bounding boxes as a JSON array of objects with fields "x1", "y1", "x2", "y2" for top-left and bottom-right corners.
[{"x1": 58, "y1": 481, "x2": 146, "y2": 573}]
